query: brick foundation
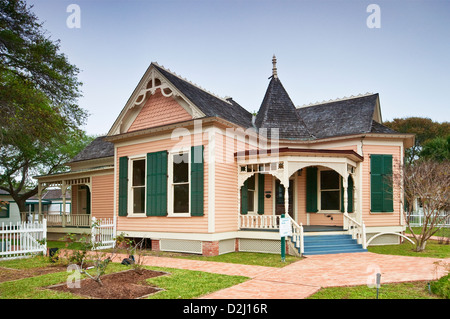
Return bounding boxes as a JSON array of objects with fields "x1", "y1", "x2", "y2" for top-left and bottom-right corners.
[
  {"x1": 151, "y1": 239, "x2": 160, "y2": 252},
  {"x1": 202, "y1": 241, "x2": 219, "y2": 256}
]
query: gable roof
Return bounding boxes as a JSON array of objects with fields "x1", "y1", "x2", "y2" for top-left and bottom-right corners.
[
  {"x1": 255, "y1": 76, "x2": 313, "y2": 140},
  {"x1": 153, "y1": 64, "x2": 253, "y2": 129},
  {"x1": 69, "y1": 136, "x2": 114, "y2": 163},
  {"x1": 296, "y1": 93, "x2": 382, "y2": 139}
]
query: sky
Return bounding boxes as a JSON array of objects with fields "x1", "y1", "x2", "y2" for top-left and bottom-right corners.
[{"x1": 26, "y1": 0, "x2": 450, "y2": 136}]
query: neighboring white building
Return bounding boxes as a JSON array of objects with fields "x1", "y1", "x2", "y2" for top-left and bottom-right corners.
[{"x1": 0, "y1": 189, "x2": 71, "y2": 223}]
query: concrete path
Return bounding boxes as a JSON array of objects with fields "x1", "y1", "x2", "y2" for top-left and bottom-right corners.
[{"x1": 129, "y1": 252, "x2": 449, "y2": 299}]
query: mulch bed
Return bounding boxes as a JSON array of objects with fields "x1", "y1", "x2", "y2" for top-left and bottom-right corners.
[
  {"x1": 47, "y1": 268, "x2": 167, "y2": 299},
  {"x1": 0, "y1": 265, "x2": 67, "y2": 283}
]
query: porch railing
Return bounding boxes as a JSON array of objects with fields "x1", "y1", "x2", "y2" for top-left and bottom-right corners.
[
  {"x1": 238, "y1": 214, "x2": 304, "y2": 254},
  {"x1": 21, "y1": 212, "x2": 91, "y2": 228},
  {"x1": 239, "y1": 214, "x2": 281, "y2": 229},
  {"x1": 343, "y1": 213, "x2": 367, "y2": 249}
]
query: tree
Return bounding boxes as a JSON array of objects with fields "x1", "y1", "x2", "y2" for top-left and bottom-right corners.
[
  {"x1": 0, "y1": 0, "x2": 87, "y2": 142},
  {"x1": 0, "y1": 130, "x2": 94, "y2": 214},
  {"x1": 420, "y1": 135, "x2": 450, "y2": 162},
  {"x1": 400, "y1": 160, "x2": 450, "y2": 252},
  {"x1": 0, "y1": 0, "x2": 90, "y2": 215},
  {"x1": 383, "y1": 117, "x2": 450, "y2": 164}
]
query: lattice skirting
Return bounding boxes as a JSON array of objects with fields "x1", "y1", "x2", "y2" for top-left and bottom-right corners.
[
  {"x1": 158, "y1": 237, "x2": 284, "y2": 255},
  {"x1": 238, "y1": 238, "x2": 281, "y2": 254},
  {"x1": 366, "y1": 233, "x2": 401, "y2": 245},
  {"x1": 160, "y1": 239, "x2": 203, "y2": 254}
]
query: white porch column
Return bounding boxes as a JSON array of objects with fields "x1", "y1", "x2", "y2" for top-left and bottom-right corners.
[
  {"x1": 38, "y1": 183, "x2": 43, "y2": 222},
  {"x1": 284, "y1": 186, "x2": 289, "y2": 216},
  {"x1": 61, "y1": 181, "x2": 67, "y2": 227},
  {"x1": 343, "y1": 174, "x2": 349, "y2": 230}
]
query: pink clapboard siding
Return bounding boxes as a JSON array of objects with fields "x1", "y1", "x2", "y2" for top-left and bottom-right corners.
[
  {"x1": 214, "y1": 131, "x2": 254, "y2": 232},
  {"x1": 116, "y1": 133, "x2": 209, "y2": 234},
  {"x1": 361, "y1": 144, "x2": 402, "y2": 227},
  {"x1": 128, "y1": 89, "x2": 193, "y2": 132},
  {"x1": 91, "y1": 174, "x2": 114, "y2": 220}
]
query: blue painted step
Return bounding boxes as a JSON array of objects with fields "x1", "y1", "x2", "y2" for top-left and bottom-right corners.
[{"x1": 293, "y1": 234, "x2": 368, "y2": 256}]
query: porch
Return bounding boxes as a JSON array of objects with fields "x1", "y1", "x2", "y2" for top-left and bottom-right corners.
[
  {"x1": 238, "y1": 213, "x2": 367, "y2": 255},
  {"x1": 236, "y1": 148, "x2": 368, "y2": 255}
]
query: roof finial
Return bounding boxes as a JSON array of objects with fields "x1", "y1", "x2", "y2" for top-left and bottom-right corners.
[{"x1": 272, "y1": 54, "x2": 278, "y2": 79}]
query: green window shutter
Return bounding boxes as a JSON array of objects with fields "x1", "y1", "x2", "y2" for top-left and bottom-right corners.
[
  {"x1": 257, "y1": 173, "x2": 265, "y2": 215},
  {"x1": 340, "y1": 176, "x2": 354, "y2": 213},
  {"x1": 306, "y1": 167, "x2": 318, "y2": 213},
  {"x1": 348, "y1": 176, "x2": 354, "y2": 213},
  {"x1": 118, "y1": 156, "x2": 128, "y2": 216},
  {"x1": 370, "y1": 154, "x2": 393, "y2": 212},
  {"x1": 190, "y1": 145, "x2": 204, "y2": 216},
  {"x1": 147, "y1": 151, "x2": 168, "y2": 216},
  {"x1": 382, "y1": 155, "x2": 393, "y2": 212},
  {"x1": 241, "y1": 180, "x2": 248, "y2": 215}
]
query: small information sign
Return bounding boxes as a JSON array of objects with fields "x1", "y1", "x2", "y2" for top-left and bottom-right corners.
[{"x1": 279, "y1": 217, "x2": 292, "y2": 237}]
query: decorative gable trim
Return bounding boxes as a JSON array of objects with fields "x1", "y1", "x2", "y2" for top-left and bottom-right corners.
[{"x1": 108, "y1": 63, "x2": 205, "y2": 136}]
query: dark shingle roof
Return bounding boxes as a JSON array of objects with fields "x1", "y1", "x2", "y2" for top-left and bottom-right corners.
[
  {"x1": 370, "y1": 120, "x2": 399, "y2": 134},
  {"x1": 255, "y1": 77, "x2": 312, "y2": 140},
  {"x1": 69, "y1": 136, "x2": 114, "y2": 163},
  {"x1": 297, "y1": 94, "x2": 380, "y2": 139},
  {"x1": 153, "y1": 64, "x2": 253, "y2": 129}
]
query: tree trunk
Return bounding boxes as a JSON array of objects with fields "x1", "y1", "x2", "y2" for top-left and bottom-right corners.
[{"x1": 415, "y1": 238, "x2": 427, "y2": 252}]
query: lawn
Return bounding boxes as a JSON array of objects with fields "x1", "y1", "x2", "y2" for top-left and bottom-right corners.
[
  {"x1": 5, "y1": 236, "x2": 448, "y2": 299},
  {"x1": 308, "y1": 281, "x2": 442, "y2": 299},
  {"x1": 0, "y1": 256, "x2": 248, "y2": 299},
  {"x1": 309, "y1": 239, "x2": 449, "y2": 299},
  {"x1": 367, "y1": 239, "x2": 450, "y2": 259}
]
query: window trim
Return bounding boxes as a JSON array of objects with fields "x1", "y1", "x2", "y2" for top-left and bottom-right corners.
[
  {"x1": 127, "y1": 155, "x2": 147, "y2": 216},
  {"x1": 168, "y1": 149, "x2": 191, "y2": 217},
  {"x1": 318, "y1": 168, "x2": 341, "y2": 213}
]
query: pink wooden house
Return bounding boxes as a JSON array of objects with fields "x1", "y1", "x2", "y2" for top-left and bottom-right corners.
[{"x1": 35, "y1": 58, "x2": 414, "y2": 256}]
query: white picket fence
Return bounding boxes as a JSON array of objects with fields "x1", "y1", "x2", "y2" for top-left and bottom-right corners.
[
  {"x1": 91, "y1": 217, "x2": 115, "y2": 250},
  {"x1": 408, "y1": 213, "x2": 450, "y2": 228},
  {"x1": 0, "y1": 220, "x2": 47, "y2": 260}
]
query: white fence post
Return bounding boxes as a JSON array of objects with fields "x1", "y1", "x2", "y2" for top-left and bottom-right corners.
[
  {"x1": 0, "y1": 220, "x2": 47, "y2": 260},
  {"x1": 90, "y1": 217, "x2": 115, "y2": 250}
]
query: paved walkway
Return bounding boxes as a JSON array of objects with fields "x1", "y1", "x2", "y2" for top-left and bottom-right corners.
[{"x1": 120, "y1": 252, "x2": 449, "y2": 299}]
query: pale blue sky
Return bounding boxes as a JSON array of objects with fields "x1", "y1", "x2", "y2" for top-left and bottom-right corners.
[{"x1": 27, "y1": 0, "x2": 450, "y2": 136}]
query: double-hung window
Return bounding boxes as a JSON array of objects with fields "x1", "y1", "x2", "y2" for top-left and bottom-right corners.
[
  {"x1": 319, "y1": 170, "x2": 340, "y2": 211},
  {"x1": 131, "y1": 158, "x2": 146, "y2": 215},
  {"x1": 170, "y1": 151, "x2": 190, "y2": 216}
]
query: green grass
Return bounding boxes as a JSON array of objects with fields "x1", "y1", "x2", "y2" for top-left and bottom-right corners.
[
  {"x1": 368, "y1": 240, "x2": 450, "y2": 259},
  {"x1": 0, "y1": 256, "x2": 247, "y2": 299},
  {"x1": 308, "y1": 281, "x2": 443, "y2": 299},
  {"x1": 144, "y1": 267, "x2": 247, "y2": 299},
  {"x1": 175, "y1": 252, "x2": 301, "y2": 268},
  {"x1": 309, "y1": 238, "x2": 449, "y2": 299}
]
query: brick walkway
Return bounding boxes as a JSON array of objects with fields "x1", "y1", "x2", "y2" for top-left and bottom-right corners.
[{"x1": 121, "y1": 252, "x2": 449, "y2": 299}]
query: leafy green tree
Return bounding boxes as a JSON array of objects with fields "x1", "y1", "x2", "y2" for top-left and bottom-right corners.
[
  {"x1": 420, "y1": 135, "x2": 450, "y2": 162},
  {"x1": 0, "y1": 131, "x2": 94, "y2": 213},
  {"x1": 383, "y1": 117, "x2": 450, "y2": 164},
  {"x1": 0, "y1": 0, "x2": 91, "y2": 214}
]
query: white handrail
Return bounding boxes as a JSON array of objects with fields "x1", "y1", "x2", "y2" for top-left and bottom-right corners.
[
  {"x1": 287, "y1": 215, "x2": 304, "y2": 254},
  {"x1": 343, "y1": 213, "x2": 367, "y2": 249}
]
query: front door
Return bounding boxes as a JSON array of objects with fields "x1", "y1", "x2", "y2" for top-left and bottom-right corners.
[
  {"x1": 275, "y1": 179, "x2": 294, "y2": 218},
  {"x1": 77, "y1": 185, "x2": 90, "y2": 214}
]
